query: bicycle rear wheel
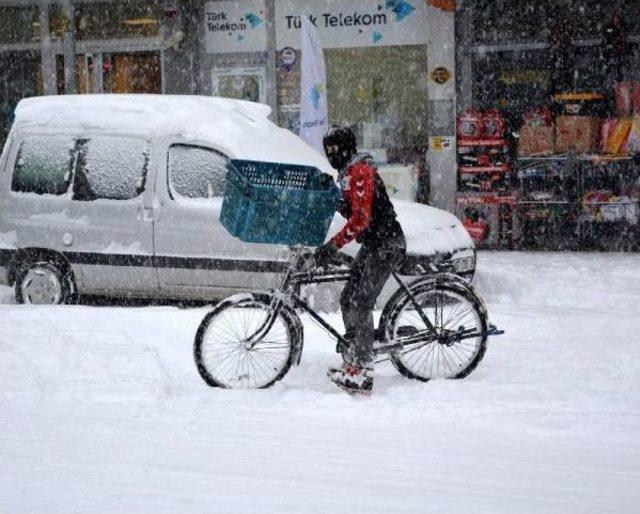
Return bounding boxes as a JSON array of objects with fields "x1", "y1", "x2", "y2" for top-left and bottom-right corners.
[
  {"x1": 194, "y1": 293, "x2": 300, "y2": 389},
  {"x1": 380, "y1": 279, "x2": 487, "y2": 381}
]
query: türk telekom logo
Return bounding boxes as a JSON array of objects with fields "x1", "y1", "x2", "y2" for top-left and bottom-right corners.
[
  {"x1": 206, "y1": 9, "x2": 264, "y2": 42},
  {"x1": 386, "y1": 0, "x2": 415, "y2": 21}
]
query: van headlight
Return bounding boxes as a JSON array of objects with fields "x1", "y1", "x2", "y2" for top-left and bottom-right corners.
[{"x1": 452, "y1": 255, "x2": 476, "y2": 273}]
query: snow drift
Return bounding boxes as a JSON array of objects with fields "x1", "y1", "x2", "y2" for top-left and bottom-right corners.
[{"x1": 1, "y1": 252, "x2": 639, "y2": 513}]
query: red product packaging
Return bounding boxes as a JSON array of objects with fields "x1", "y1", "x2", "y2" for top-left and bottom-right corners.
[
  {"x1": 600, "y1": 118, "x2": 618, "y2": 153},
  {"x1": 633, "y1": 83, "x2": 640, "y2": 114},
  {"x1": 462, "y1": 218, "x2": 490, "y2": 242},
  {"x1": 482, "y1": 109, "x2": 507, "y2": 140},
  {"x1": 616, "y1": 82, "x2": 633, "y2": 116},
  {"x1": 457, "y1": 109, "x2": 483, "y2": 143}
]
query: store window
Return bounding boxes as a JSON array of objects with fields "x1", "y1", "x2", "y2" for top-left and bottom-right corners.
[
  {"x1": 12, "y1": 136, "x2": 75, "y2": 196},
  {"x1": 277, "y1": 45, "x2": 428, "y2": 169},
  {"x1": 1, "y1": 51, "x2": 39, "y2": 147},
  {"x1": 74, "y1": 1, "x2": 160, "y2": 40},
  {"x1": 468, "y1": 0, "x2": 618, "y2": 45},
  {"x1": 0, "y1": 3, "x2": 159, "y2": 44},
  {"x1": 0, "y1": 6, "x2": 39, "y2": 44},
  {"x1": 457, "y1": 1, "x2": 640, "y2": 252},
  {"x1": 74, "y1": 137, "x2": 149, "y2": 201},
  {"x1": 102, "y1": 52, "x2": 162, "y2": 94},
  {"x1": 168, "y1": 145, "x2": 228, "y2": 199},
  {"x1": 471, "y1": 50, "x2": 550, "y2": 126}
]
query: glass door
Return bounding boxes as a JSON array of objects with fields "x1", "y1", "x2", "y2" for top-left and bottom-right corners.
[{"x1": 103, "y1": 51, "x2": 161, "y2": 94}]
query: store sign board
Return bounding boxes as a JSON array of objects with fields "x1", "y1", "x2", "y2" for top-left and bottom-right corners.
[
  {"x1": 204, "y1": 0, "x2": 267, "y2": 53},
  {"x1": 275, "y1": 0, "x2": 428, "y2": 50}
]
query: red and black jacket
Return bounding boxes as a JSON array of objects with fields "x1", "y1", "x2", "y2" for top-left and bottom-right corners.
[{"x1": 331, "y1": 154, "x2": 404, "y2": 249}]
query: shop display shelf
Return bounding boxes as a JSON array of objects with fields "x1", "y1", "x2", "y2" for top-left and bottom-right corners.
[
  {"x1": 518, "y1": 200, "x2": 573, "y2": 205},
  {"x1": 518, "y1": 154, "x2": 632, "y2": 162},
  {"x1": 513, "y1": 152, "x2": 640, "y2": 250},
  {"x1": 459, "y1": 164, "x2": 512, "y2": 174},
  {"x1": 458, "y1": 139, "x2": 508, "y2": 148}
]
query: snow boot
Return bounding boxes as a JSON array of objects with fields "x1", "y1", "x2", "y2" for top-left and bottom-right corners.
[{"x1": 328, "y1": 363, "x2": 373, "y2": 394}]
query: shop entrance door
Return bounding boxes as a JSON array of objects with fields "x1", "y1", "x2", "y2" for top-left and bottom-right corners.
[
  {"x1": 55, "y1": 51, "x2": 162, "y2": 95},
  {"x1": 103, "y1": 51, "x2": 161, "y2": 94}
]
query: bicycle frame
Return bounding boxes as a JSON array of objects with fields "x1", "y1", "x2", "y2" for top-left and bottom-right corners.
[{"x1": 245, "y1": 249, "x2": 440, "y2": 356}]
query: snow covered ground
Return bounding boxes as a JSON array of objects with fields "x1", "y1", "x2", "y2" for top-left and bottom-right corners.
[{"x1": 1, "y1": 252, "x2": 639, "y2": 513}]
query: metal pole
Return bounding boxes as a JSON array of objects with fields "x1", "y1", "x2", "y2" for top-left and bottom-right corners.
[
  {"x1": 62, "y1": 0, "x2": 77, "y2": 94},
  {"x1": 39, "y1": 0, "x2": 56, "y2": 95},
  {"x1": 264, "y1": 0, "x2": 278, "y2": 121}
]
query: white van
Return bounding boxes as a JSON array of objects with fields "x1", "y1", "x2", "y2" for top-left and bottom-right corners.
[{"x1": 0, "y1": 95, "x2": 475, "y2": 304}]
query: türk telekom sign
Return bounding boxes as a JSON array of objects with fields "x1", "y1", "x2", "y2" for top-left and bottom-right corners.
[
  {"x1": 275, "y1": 0, "x2": 428, "y2": 49},
  {"x1": 204, "y1": 0, "x2": 428, "y2": 53},
  {"x1": 204, "y1": 0, "x2": 267, "y2": 53}
]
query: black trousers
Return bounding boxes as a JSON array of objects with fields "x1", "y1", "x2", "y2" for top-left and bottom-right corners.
[{"x1": 340, "y1": 235, "x2": 406, "y2": 367}]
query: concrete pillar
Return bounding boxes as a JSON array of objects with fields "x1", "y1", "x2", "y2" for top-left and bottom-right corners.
[
  {"x1": 62, "y1": 0, "x2": 77, "y2": 94},
  {"x1": 426, "y1": 5, "x2": 457, "y2": 213},
  {"x1": 39, "y1": 0, "x2": 56, "y2": 95},
  {"x1": 264, "y1": 0, "x2": 278, "y2": 120},
  {"x1": 160, "y1": 0, "x2": 196, "y2": 95}
]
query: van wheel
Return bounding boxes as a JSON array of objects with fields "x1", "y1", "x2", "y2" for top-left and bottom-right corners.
[{"x1": 15, "y1": 261, "x2": 76, "y2": 305}]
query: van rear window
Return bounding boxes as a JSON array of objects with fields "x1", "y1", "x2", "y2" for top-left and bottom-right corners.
[{"x1": 12, "y1": 136, "x2": 75, "y2": 195}]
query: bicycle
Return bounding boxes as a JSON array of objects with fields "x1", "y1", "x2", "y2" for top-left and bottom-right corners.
[{"x1": 193, "y1": 247, "x2": 503, "y2": 389}]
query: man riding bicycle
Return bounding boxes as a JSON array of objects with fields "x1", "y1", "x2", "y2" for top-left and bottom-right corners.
[{"x1": 315, "y1": 125, "x2": 406, "y2": 394}]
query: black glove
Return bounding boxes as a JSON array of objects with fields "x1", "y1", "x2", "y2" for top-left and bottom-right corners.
[{"x1": 314, "y1": 241, "x2": 338, "y2": 269}]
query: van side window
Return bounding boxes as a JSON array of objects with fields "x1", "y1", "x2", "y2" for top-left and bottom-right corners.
[
  {"x1": 168, "y1": 145, "x2": 228, "y2": 199},
  {"x1": 73, "y1": 137, "x2": 149, "y2": 201},
  {"x1": 11, "y1": 136, "x2": 75, "y2": 195}
]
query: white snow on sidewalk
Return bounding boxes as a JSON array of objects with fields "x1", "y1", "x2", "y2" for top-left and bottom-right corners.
[{"x1": 1, "y1": 252, "x2": 639, "y2": 513}]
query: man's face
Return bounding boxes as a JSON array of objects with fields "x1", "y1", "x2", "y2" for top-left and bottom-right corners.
[
  {"x1": 324, "y1": 144, "x2": 339, "y2": 160},
  {"x1": 324, "y1": 143, "x2": 348, "y2": 170}
]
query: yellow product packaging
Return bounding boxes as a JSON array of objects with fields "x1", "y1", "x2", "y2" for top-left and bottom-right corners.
[
  {"x1": 626, "y1": 117, "x2": 640, "y2": 155},
  {"x1": 606, "y1": 118, "x2": 632, "y2": 154}
]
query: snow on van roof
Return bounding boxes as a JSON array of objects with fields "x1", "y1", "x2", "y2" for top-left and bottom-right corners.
[{"x1": 13, "y1": 95, "x2": 332, "y2": 172}]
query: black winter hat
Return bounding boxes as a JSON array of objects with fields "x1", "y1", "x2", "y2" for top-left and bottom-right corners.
[{"x1": 323, "y1": 125, "x2": 357, "y2": 170}]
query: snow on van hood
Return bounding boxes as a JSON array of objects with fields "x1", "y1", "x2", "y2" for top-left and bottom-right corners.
[
  {"x1": 13, "y1": 95, "x2": 333, "y2": 174},
  {"x1": 393, "y1": 200, "x2": 474, "y2": 255},
  {"x1": 332, "y1": 199, "x2": 473, "y2": 257}
]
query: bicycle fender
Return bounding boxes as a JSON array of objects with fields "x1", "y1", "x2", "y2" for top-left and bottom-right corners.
[
  {"x1": 382, "y1": 273, "x2": 489, "y2": 331},
  {"x1": 434, "y1": 273, "x2": 489, "y2": 319},
  {"x1": 282, "y1": 302, "x2": 304, "y2": 365}
]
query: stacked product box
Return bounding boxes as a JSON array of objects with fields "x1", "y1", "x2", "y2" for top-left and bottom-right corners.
[
  {"x1": 456, "y1": 109, "x2": 517, "y2": 248},
  {"x1": 456, "y1": 194, "x2": 518, "y2": 250}
]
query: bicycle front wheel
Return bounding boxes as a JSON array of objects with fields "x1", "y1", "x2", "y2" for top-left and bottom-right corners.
[
  {"x1": 194, "y1": 293, "x2": 300, "y2": 389},
  {"x1": 381, "y1": 279, "x2": 488, "y2": 381}
]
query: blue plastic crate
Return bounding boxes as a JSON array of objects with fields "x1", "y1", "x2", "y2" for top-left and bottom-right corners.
[{"x1": 220, "y1": 159, "x2": 341, "y2": 246}]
